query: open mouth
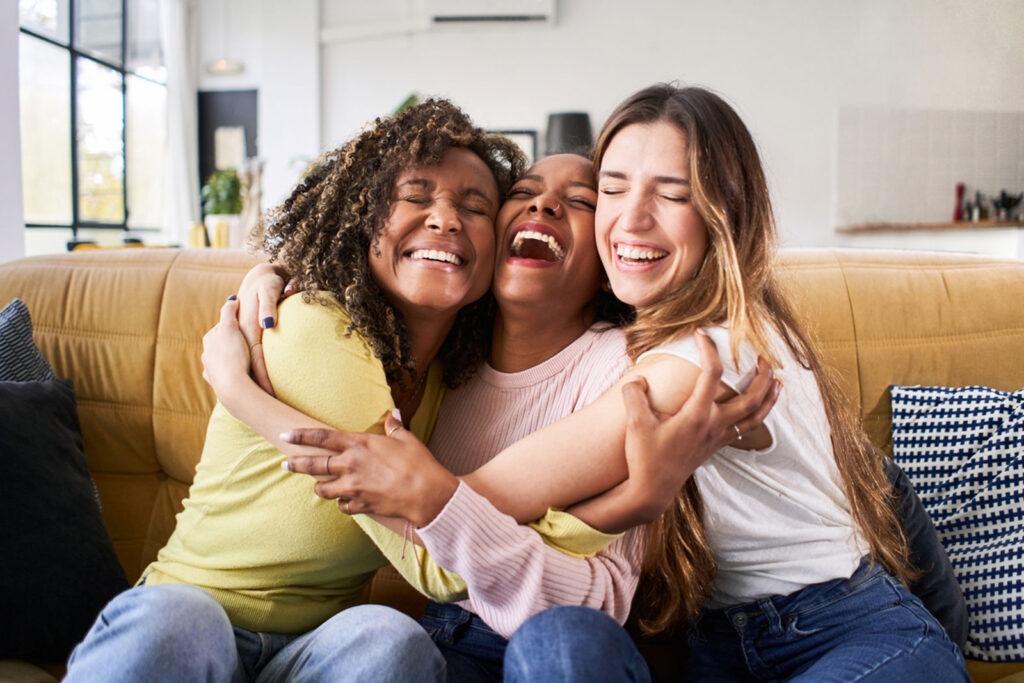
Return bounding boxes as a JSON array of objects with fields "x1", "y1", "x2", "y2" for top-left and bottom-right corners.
[
  {"x1": 408, "y1": 248, "x2": 464, "y2": 266},
  {"x1": 616, "y1": 244, "x2": 668, "y2": 265},
  {"x1": 510, "y1": 229, "x2": 565, "y2": 262}
]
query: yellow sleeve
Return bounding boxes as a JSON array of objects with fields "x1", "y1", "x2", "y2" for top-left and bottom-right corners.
[
  {"x1": 527, "y1": 509, "x2": 624, "y2": 559},
  {"x1": 353, "y1": 516, "x2": 468, "y2": 602},
  {"x1": 263, "y1": 294, "x2": 393, "y2": 433}
]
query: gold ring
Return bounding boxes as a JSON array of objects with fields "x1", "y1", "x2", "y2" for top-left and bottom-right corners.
[
  {"x1": 386, "y1": 423, "x2": 401, "y2": 437},
  {"x1": 733, "y1": 425, "x2": 743, "y2": 441},
  {"x1": 249, "y1": 341, "x2": 262, "y2": 352}
]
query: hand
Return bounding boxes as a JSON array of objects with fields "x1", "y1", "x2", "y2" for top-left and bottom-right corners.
[
  {"x1": 236, "y1": 263, "x2": 287, "y2": 395},
  {"x1": 281, "y1": 411, "x2": 459, "y2": 527},
  {"x1": 202, "y1": 297, "x2": 254, "y2": 398},
  {"x1": 621, "y1": 330, "x2": 780, "y2": 516}
]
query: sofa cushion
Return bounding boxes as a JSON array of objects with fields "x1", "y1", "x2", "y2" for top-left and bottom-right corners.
[
  {"x1": 0, "y1": 378, "x2": 129, "y2": 662},
  {"x1": 891, "y1": 385, "x2": 1024, "y2": 662},
  {"x1": 0, "y1": 298, "x2": 57, "y2": 382}
]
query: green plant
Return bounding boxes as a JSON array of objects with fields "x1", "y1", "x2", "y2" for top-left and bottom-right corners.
[{"x1": 201, "y1": 169, "x2": 243, "y2": 215}]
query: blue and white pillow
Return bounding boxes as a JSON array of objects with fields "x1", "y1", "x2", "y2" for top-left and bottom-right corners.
[
  {"x1": 891, "y1": 385, "x2": 1024, "y2": 662},
  {"x1": 0, "y1": 298, "x2": 57, "y2": 382}
]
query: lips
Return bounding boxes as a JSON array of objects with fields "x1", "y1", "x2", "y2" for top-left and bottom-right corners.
[{"x1": 508, "y1": 223, "x2": 565, "y2": 263}]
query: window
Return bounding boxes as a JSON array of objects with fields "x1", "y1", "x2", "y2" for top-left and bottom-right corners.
[{"x1": 19, "y1": 0, "x2": 166, "y2": 254}]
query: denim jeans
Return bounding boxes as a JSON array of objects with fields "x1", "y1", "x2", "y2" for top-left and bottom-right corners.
[
  {"x1": 418, "y1": 602, "x2": 650, "y2": 682},
  {"x1": 685, "y1": 558, "x2": 970, "y2": 682},
  {"x1": 65, "y1": 584, "x2": 444, "y2": 682}
]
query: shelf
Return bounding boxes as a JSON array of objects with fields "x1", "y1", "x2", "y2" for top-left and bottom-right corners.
[{"x1": 837, "y1": 219, "x2": 1024, "y2": 234}]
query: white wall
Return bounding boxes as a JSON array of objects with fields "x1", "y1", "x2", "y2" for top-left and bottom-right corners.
[
  {"x1": 318, "y1": 0, "x2": 1024, "y2": 251},
  {"x1": 1, "y1": 2, "x2": 25, "y2": 262},
  {"x1": 195, "y1": 0, "x2": 320, "y2": 209}
]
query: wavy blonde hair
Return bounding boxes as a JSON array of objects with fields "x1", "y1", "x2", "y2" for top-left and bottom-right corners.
[{"x1": 594, "y1": 84, "x2": 913, "y2": 633}]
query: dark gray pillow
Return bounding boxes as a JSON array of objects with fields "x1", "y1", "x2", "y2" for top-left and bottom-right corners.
[
  {"x1": 0, "y1": 298, "x2": 57, "y2": 382},
  {"x1": 0, "y1": 379, "x2": 129, "y2": 662}
]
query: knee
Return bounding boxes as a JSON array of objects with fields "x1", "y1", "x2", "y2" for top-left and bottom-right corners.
[
  {"x1": 319, "y1": 605, "x2": 436, "y2": 659},
  {"x1": 106, "y1": 584, "x2": 233, "y2": 646},
  {"x1": 506, "y1": 607, "x2": 649, "y2": 683}
]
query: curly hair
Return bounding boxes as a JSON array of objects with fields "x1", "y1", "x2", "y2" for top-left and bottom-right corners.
[{"x1": 256, "y1": 99, "x2": 526, "y2": 389}]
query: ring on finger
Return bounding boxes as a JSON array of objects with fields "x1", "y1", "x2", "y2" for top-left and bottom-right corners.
[
  {"x1": 344, "y1": 500, "x2": 351, "y2": 515},
  {"x1": 733, "y1": 424, "x2": 743, "y2": 441},
  {"x1": 324, "y1": 455, "x2": 333, "y2": 476}
]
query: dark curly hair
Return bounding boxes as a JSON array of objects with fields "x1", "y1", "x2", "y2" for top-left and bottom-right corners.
[{"x1": 257, "y1": 98, "x2": 526, "y2": 389}]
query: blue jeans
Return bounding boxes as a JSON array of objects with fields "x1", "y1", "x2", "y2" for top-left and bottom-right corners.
[
  {"x1": 417, "y1": 602, "x2": 650, "y2": 682},
  {"x1": 685, "y1": 559, "x2": 970, "y2": 681},
  {"x1": 65, "y1": 584, "x2": 444, "y2": 682}
]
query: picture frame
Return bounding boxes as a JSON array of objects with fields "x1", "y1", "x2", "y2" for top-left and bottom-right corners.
[{"x1": 490, "y1": 130, "x2": 537, "y2": 166}]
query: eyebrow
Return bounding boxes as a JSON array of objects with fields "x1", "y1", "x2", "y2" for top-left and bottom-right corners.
[
  {"x1": 599, "y1": 170, "x2": 689, "y2": 186},
  {"x1": 519, "y1": 174, "x2": 597, "y2": 192}
]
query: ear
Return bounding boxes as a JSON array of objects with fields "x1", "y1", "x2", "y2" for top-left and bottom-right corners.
[{"x1": 601, "y1": 279, "x2": 613, "y2": 294}]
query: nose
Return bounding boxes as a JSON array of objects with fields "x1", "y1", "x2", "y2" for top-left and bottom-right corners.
[
  {"x1": 528, "y1": 192, "x2": 562, "y2": 218},
  {"x1": 427, "y1": 201, "x2": 462, "y2": 233},
  {"x1": 619, "y1": 193, "x2": 653, "y2": 234}
]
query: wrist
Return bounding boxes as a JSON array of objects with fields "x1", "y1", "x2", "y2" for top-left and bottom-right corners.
[{"x1": 410, "y1": 467, "x2": 459, "y2": 528}]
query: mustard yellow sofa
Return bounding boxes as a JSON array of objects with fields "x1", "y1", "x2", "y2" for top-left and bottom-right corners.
[{"x1": 0, "y1": 247, "x2": 1022, "y2": 683}]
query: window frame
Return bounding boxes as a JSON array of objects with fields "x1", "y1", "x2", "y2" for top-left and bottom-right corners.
[{"x1": 20, "y1": 0, "x2": 166, "y2": 239}]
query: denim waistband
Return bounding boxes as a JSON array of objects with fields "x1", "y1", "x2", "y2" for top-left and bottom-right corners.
[{"x1": 704, "y1": 556, "x2": 883, "y2": 625}]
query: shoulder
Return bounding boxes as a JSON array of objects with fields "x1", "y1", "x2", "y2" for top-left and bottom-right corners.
[{"x1": 263, "y1": 293, "x2": 384, "y2": 378}]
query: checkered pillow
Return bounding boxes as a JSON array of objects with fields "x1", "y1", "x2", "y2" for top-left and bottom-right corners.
[
  {"x1": 0, "y1": 298, "x2": 57, "y2": 382},
  {"x1": 891, "y1": 385, "x2": 1024, "y2": 662}
]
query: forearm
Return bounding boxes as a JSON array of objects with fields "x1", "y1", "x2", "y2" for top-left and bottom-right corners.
[
  {"x1": 417, "y1": 482, "x2": 645, "y2": 638},
  {"x1": 567, "y1": 478, "x2": 667, "y2": 534}
]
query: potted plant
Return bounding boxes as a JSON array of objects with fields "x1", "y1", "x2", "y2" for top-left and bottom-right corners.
[{"x1": 201, "y1": 169, "x2": 244, "y2": 248}]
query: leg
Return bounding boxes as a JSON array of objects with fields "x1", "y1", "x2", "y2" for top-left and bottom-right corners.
[
  {"x1": 65, "y1": 584, "x2": 239, "y2": 683},
  {"x1": 504, "y1": 606, "x2": 651, "y2": 683},
  {"x1": 255, "y1": 604, "x2": 444, "y2": 683},
  {"x1": 788, "y1": 575, "x2": 969, "y2": 682}
]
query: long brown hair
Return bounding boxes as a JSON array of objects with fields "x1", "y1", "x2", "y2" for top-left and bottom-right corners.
[
  {"x1": 594, "y1": 84, "x2": 913, "y2": 633},
  {"x1": 258, "y1": 99, "x2": 526, "y2": 389}
]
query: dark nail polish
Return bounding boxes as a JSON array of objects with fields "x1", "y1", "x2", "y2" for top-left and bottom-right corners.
[
  {"x1": 261, "y1": 316, "x2": 275, "y2": 329},
  {"x1": 227, "y1": 294, "x2": 237, "y2": 301}
]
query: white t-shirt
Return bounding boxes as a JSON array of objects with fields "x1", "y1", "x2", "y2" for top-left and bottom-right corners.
[{"x1": 640, "y1": 325, "x2": 868, "y2": 606}]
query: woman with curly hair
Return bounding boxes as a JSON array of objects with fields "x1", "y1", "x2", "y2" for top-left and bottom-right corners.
[{"x1": 64, "y1": 99, "x2": 523, "y2": 683}]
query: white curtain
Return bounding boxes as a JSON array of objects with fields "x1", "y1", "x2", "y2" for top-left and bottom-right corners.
[{"x1": 160, "y1": 0, "x2": 199, "y2": 246}]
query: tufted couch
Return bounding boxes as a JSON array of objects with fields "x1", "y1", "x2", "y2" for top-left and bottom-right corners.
[{"x1": 0, "y1": 247, "x2": 1022, "y2": 682}]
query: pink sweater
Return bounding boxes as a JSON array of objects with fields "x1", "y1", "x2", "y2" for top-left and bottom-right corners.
[{"x1": 419, "y1": 323, "x2": 646, "y2": 638}]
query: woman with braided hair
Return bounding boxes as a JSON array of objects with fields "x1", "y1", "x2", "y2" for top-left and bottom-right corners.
[{"x1": 64, "y1": 99, "x2": 522, "y2": 683}]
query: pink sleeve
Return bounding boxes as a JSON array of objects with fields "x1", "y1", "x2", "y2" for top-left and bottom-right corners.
[{"x1": 416, "y1": 481, "x2": 646, "y2": 639}]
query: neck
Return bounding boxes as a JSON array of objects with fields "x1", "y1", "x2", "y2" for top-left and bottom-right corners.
[
  {"x1": 391, "y1": 311, "x2": 455, "y2": 421},
  {"x1": 489, "y1": 302, "x2": 596, "y2": 373}
]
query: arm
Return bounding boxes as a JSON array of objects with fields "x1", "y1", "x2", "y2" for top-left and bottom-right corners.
[{"x1": 284, "y1": 334, "x2": 779, "y2": 528}]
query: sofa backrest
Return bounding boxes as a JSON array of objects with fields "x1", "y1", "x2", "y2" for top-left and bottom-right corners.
[{"x1": 1, "y1": 247, "x2": 1022, "y2": 582}]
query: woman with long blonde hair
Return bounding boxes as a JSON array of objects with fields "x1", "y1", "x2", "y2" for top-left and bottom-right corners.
[{"x1": 576, "y1": 83, "x2": 968, "y2": 680}]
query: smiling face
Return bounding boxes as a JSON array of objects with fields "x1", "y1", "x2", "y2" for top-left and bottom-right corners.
[
  {"x1": 595, "y1": 121, "x2": 709, "y2": 308},
  {"x1": 369, "y1": 147, "x2": 499, "y2": 322},
  {"x1": 493, "y1": 154, "x2": 603, "y2": 314}
]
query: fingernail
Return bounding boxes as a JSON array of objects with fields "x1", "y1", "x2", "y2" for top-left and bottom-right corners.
[
  {"x1": 227, "y1": 294, "x2": 237, "y2": 301},
  {"x1": 696, "y1": 328, "x2": 707, "y2": 336},
  {"x1": 774, "y1": 381, "x2": 782, "y2": 396},
  {"x1": 391, "y1": 408, "x2": 402, "y2": 422},
  {"x1": 280, "y1": 431, "x2": 293, "y2": 443},
  {"x1": 261, "y1": 317, "x2": 276, "y2": 329},
  {"x1": 280, "y1": 460, "x2": 291, "y2": 471}
]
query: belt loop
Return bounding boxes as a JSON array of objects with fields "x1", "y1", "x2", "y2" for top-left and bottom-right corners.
[{"x1": 758, "y1": 598, "x2": 784, "y2": 637}]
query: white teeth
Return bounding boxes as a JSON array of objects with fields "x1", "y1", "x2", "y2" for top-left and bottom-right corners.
[
  {"x1": 616, "y1": 245, "x2": 667, "y2": 262},
  {"x1": 511, "y1": 230, "x2": 565, "y2": 260},
  {"x1": 409, "y1": 249, "x2": 463, "y2": 266}
]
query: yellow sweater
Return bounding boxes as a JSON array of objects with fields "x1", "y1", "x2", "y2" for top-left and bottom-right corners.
[{"x1": 142, "y1": 294, "x2": 443, "y2": 633}]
